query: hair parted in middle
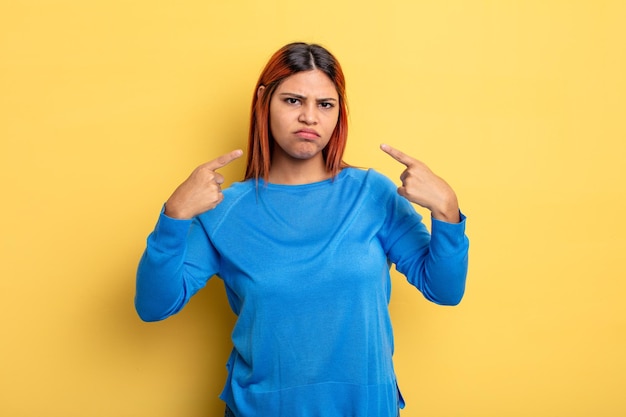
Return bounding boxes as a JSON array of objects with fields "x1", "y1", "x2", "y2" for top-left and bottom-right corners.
[{"x1": 244, "y1": 42, "x2": 349, "y2": 181}]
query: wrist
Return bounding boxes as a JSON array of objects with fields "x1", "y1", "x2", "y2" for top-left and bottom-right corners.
[
  {"x1": 432, "y1": 209, "x2": 460, "y2": 223},
  {"x1": 430, "y1": 195, "x2": 460, "y2": 223},
  {"x1": 164, "y1": 202, "x2": 193, "y2": 220}
]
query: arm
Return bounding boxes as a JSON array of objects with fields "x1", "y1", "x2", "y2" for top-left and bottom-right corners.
[
  {"x1": 398, "y1": 214, "x2": 468, "y2": 305},
  {"x1": 135, "y1": 212, "x2": 218, "y2": 321},
  {"x1": 379, "y1": 144, "x2": 469, "y2": 305},
  {"x1": 135, "y1": 150, "x2": 242, "y2": 321},
  {"x1": 382, "y1": 191, "x2": 469, "y2": 305}
]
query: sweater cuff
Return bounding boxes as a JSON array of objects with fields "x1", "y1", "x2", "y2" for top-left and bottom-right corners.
[
  {"x1": 430, "y1": 211, "x2": 468, "y2": 257},
  {"x1": 150, "y1": 205, "x2": 194, "y2": 253}
]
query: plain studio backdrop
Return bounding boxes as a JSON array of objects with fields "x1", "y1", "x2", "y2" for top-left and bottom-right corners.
[{"x1": 1, "y1": 1, "x2": 625, "y2": 416}]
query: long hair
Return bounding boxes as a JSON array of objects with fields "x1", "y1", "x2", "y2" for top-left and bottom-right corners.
[{"x1": 244, "y1": 42, "x2": 349, "y2": 181}]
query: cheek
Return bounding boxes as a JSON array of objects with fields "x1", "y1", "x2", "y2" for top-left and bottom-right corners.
[
  {"x1": 267, "y1": 104, "x2": 279, "y2": 136},
  {"x1": 268, "y1": 102, "x2": 289, "y2": 130},
  {"x1": 269, "y1": 113, "x2": 285, "y2": 139},
  {"x1": 327, "y1": 112, "x2": 340, "y2": 134}
]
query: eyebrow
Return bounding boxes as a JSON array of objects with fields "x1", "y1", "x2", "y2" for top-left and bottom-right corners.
[{"x1": 278, "y1": 93, "x2": 338, "y2": 102}]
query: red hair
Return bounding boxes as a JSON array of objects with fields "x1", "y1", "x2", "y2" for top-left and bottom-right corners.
[{"x1": 244, "y1": 43, "x2": 349, "y2": 181}]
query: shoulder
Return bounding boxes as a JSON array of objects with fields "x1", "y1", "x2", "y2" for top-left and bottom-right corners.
[
  {"x1": 222, "y1": 179, "x2": 255, "y2": 198},
  {"x1": 342, "y1": 167, "x2": 397, "y2": 196},
  {"x1": 342, "y1": 167, "x2": 391, "y2": 184},
  {"x1": 196, "y1": 179, "x2": 255, "y2": 225}
]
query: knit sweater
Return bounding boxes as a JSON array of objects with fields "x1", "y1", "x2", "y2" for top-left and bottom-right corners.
[{"x1": 136, "y1": 167, "x2": 469, "y2": 417}]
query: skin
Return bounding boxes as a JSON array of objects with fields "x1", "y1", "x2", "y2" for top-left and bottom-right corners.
[
  {"x1": 164, "y1": 149, "x2": 243, "y2": 219},
  {"x1": 263, "y1": 69, "x2": 340, "y2": 185},
  {"x1": 164, "y1": 70, "x2": 460, "y2": 223},
  {"x1": 380, "y1": 144, "x2": 460, "y2": 223}
]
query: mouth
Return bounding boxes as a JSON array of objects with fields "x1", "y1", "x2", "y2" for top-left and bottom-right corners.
[{"x1": 294, "y1": 129, "x2": 320, "y2": 140}]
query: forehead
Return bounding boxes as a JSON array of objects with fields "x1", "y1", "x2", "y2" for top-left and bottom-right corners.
[{"x1": 275, "y1": 69, "x2": 338, "y2": 98}]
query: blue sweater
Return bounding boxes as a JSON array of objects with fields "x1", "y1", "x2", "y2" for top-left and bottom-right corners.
[{"x1": 136, "y1": 168, "x2": 469, "y2": 417}]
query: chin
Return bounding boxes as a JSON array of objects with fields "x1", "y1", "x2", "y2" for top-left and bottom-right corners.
[
  {"x1": 288, "y1": 146, "x2": 324, "y2": 160},
  {"x1": 287, "y1": 153, "x2": 315, "y2": 161}
]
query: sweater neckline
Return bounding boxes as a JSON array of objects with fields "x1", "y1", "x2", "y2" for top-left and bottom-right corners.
[{"x1": 256, "y1": 168, "x2": 351, "y2": 191}]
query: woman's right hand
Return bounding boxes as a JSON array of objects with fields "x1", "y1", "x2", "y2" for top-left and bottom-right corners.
[{"x1": 164, "y1": 149, "x2": 243, "y2": 219}]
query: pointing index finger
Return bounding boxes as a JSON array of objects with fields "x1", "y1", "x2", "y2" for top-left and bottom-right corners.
[
  {"x1": 205, "y1": 149, "x2": 244, "y2": 171},
  {"x1": 380, "y1": 144, "x2": 415, "y2": 167}
]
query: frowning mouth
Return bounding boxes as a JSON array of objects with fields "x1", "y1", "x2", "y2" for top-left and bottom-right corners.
[{"x1": 294, "y1": 129, "x2": 320, "y2": 139}]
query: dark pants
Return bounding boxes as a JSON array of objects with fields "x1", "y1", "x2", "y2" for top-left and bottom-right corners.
[{"x1": 224, "y1": 405, "x2": 236, "y2": 417}]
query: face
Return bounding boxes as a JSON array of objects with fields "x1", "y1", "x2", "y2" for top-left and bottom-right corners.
[{"x1": 267, "y1": 69, "x2": 340, "y2": 163}]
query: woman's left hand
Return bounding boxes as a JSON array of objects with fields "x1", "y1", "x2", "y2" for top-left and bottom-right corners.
[{"x1": 381, "y1": 144, "x2": 460, "y2": 223}]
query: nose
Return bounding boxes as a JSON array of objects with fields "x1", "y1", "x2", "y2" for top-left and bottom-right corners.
[{"x1": 298, "y1": 103, "x2": 317, "y2": 125}]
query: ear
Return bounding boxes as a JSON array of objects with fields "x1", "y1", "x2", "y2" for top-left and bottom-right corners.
[{"x1": 257, "y1": 85, "x2": 266, "y2": 99}]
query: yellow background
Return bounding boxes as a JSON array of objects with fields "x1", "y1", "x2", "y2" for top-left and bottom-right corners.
[{"x1": 1, "y1": 1, "x2": 625, "y2": 416}]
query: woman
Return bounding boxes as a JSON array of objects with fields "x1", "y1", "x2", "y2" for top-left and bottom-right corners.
[{"x1": 136, "y1": 42, "x2": 469, "y2": 417}]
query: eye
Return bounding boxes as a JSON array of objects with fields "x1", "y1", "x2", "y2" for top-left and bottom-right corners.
[
  {"x1": 285, "y1": 97, "x2": 301, "y2": 105},
  {"x1": 319, "y1": 102, "x2": 335, "y2": 109}
]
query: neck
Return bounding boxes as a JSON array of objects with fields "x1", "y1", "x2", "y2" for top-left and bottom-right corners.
[{"x1": 268, "y1": 153, "x2": 330, "y2": 185}]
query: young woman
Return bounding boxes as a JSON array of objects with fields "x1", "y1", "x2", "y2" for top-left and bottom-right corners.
[{"x1": 136, "y1": 42, "x2": 469, "y2": 417}]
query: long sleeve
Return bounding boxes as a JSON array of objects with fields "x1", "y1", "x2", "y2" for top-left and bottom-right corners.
[
  {"x1": 134, "y1": 169, "x2": 468, "y2": 416},
  {"x1": 396, "y1": 214, "x2": 469, "y2": 305},
  {"x1": 409, "y1": 214, "x2": 469, "y2": 305},
  {"x1": 379, "y1": 179, "x2": 469, "y2": 306},
  {"x1": 135, "y1": 209, "x2": 220, "y2": 322}
]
